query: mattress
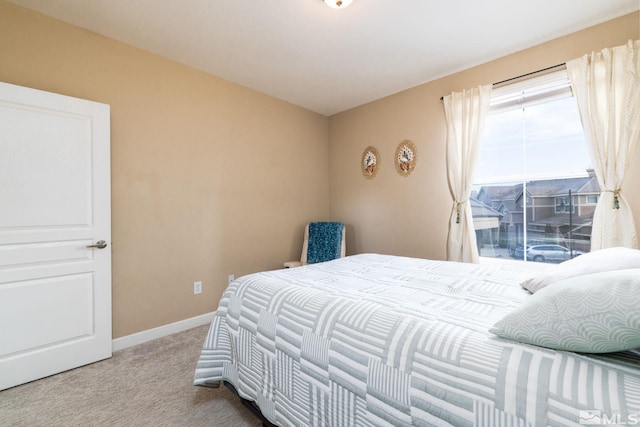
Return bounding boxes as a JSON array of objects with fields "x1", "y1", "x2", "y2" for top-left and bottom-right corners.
[{"x1": 194, "y1": 253, "x2": 640, "y2": 426}]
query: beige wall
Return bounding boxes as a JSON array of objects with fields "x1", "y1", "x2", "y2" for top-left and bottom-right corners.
[
  {"x1": 0, "y1": 1, "x2": 330, "y2": 337},
  {"x1": 329, "y1": 12, "x2": 640, "y2": 261},
  {"x1": 2, "y1": 1, "x2": 639, "y2": 338}
]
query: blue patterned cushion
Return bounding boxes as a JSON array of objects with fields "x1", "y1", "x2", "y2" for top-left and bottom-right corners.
[
  {"x1": 491, "y1": 268, "x2": 640, "y2": 353},
  {"x1": 306, "y1": 222, "x2": 344, "y2": 264}
]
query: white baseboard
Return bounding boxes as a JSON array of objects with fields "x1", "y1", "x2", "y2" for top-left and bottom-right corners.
[{"x1": 112, "y1": 311, "x2": 215, "y2": 352}]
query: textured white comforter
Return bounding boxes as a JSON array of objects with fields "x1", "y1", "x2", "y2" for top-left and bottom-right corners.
[{"x1": 194, "y1": 254, "x2": 640, "y2": 426}]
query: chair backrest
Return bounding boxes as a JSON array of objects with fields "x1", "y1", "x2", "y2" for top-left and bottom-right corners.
[{"x1": 300, "y1": 222, "x2": 346, "y2": 265}]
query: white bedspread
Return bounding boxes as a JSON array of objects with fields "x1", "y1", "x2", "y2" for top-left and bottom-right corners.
[{"x1": 194, "y1": 253, "x2": 640, "y2": 426}]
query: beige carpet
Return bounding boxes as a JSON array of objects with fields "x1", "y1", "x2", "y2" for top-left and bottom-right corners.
[{"x1": 0, "y1": 324, "x2": 261, "y2": 427}]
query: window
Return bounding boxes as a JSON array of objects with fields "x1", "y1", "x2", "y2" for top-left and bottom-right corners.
[
  {"x1": 555, "y1": 196, "x2": 576, "y2": 214},
  {"x1": 472, "y1": 69, "x2": 598, "y2": 264}
]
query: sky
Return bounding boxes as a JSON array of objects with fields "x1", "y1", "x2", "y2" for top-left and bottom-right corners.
[{"x1": 474, "y1": 95, "x2": 593, "y2": 185}]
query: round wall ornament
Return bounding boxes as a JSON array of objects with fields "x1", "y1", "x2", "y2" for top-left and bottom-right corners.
[
  {"x1": 395, "y1": 140, "x2": 417, "y2": 176},
  {"x1": 361, "y1": 146, "x2": 379, "y2": 179}
]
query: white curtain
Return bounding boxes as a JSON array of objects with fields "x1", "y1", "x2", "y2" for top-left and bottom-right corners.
[
  {"x1": 443, "y1": 85, "x2": 492, "y2": 263},
  {"x1": 567, "y1": 40, "x2": 640, "y2": 250}
]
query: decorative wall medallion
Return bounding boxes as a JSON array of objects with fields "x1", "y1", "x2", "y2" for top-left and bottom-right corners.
[
  {"x1": 395, "y1": 140, "x2": 417, "y2": 176},
  {"x1": 361, "y1": 146, "x2": 379, "y2": 179}
]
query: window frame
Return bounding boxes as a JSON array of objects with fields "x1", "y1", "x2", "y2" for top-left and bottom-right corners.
[
  {"x1": 474, "y1": 68, "x2": 595, "y2": 265},
  {"x1": 554, "y1": 196, "x2": 577, "y2": 214},
  {"x1": 586, "y1": 194, "x2": 599, "y2": 205}
]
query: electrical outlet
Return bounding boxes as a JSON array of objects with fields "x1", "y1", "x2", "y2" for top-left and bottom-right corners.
[
  {"x1": 228, "y1": 274, "x2": 234, "y2": 285},
  {"x1": 194, "y1": 281, "x2": 202, "y2": 295}
]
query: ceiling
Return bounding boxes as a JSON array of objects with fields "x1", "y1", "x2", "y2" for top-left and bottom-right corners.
[{"x1": 8, "y1": 0, "x2": 640, "y2": 116}]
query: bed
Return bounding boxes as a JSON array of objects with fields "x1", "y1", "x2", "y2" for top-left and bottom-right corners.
[{"x1": 194, "y1": 253, "x2": 640, "y2": 426}]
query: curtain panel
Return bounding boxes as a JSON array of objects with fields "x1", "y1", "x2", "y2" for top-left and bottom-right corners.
[
  {"x1": 567, "y1": 39, "x2": 640, "y2": 250},
  {"x1": 443, "y1": 85, "x2": 492, "y2": 263}
]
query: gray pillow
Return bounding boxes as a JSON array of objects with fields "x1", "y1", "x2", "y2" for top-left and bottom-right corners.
[
  {"x1": 521, "y1": 247, "x2": 640, "y2": 293},
  {"x1": 491, "y1": 268, "x2": 640, "y2": 353}
]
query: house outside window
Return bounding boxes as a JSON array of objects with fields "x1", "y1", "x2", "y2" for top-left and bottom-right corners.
[{"x1": 471, "y1": 69, "x2": 599, "y2": 264}]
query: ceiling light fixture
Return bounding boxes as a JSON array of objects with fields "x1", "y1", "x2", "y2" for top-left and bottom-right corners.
[{"x1": 323, "y1": 0, "x2": 353, "y2": 9}]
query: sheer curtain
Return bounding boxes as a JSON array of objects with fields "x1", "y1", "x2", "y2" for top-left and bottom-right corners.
[
  {"x1": 443, "y1": 85, "x2": 492, "y2": 263},
  {"x1": 567, "y1": 40, "x2": 640, "y2": 250}
]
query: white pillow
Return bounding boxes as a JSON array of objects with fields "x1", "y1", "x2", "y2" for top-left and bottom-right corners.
[
  {"x1": 491, "y1": 268, "x2": 640, "y2": 353},
  {"x1": 520, "y1": 247, "x2": 640, "y2": 293}
]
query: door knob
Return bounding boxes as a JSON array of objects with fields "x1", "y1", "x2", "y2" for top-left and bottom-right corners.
[{"x1": 87, "y1": 240, "x2": 108, "y2": 249}]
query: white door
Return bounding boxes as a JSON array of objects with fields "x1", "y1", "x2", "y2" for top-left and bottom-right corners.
[{"x1": 0, "y1": 82, "x2": 111, "y2": 390}]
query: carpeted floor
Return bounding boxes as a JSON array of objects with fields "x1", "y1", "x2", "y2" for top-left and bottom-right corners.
[{"x1": 0, "y1": 324, "x2": 261, "y2": 427}]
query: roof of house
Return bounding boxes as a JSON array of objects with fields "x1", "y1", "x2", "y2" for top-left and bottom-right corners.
[
  {"x1": 476, "y1": 176, "x2": 600, "y2": 205},
  {"x1": 529, "y1": 212, "x2": 593, "y2": 227},
  {"x1": 470, "y1": 198, "x2": 502, "y2": 218},
  {"x1": 476, "y1": 184, "x2": 523, "y2": 208},
  {"x1": 525, "y1": 176, "x2": 598, "y2": 197},
  {"x1": 498, "y1": 199, "x2": 522, "y2": 213}
]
